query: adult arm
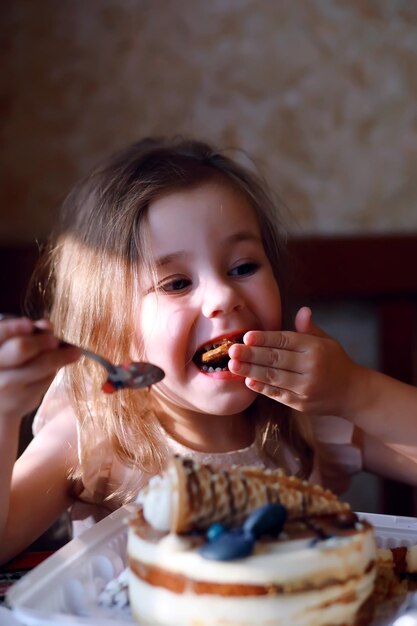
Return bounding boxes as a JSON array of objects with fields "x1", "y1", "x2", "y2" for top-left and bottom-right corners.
[
  {"x1": 0, "y1": 317, "x2": 80, "y2": 564},
  {"x1": 0, "y1": 410, "x2": 79, "y2": 564}
]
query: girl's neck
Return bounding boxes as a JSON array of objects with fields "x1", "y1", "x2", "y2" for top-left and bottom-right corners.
[{"x1": 154, "y1": 398, "x2": 255, "y2": 453}]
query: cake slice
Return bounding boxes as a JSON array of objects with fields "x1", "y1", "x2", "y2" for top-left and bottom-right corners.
[{"x1": 128, "y1": 456, "x2": 377, "y2": 626}]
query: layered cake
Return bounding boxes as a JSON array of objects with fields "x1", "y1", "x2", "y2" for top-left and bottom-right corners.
[{"x1": 128, "y1": 457, "x2": 377, "y2": 626}]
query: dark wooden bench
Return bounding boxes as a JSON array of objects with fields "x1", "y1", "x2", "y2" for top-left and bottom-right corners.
[{"x1": 288, "y1": 235, "x2": 417, "y2": 515}]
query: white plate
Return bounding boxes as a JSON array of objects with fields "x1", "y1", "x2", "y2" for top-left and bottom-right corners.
[{"x1": 5, "y1": 509, "x2": 417, "y2": 626}]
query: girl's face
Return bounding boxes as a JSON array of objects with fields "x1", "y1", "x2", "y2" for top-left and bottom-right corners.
[{"x1": 137, "y1": 179, "x2": 282, "y2": 418}]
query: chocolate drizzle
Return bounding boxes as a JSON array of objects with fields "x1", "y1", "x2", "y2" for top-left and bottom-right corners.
[{"x1": 225, "y1": 470, "x2": 236, "y2": 516}]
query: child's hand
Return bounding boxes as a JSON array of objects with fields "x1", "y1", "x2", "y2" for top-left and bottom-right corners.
[
  {"x1": 228, "y1": 306, "x2": 360, "y2": 416},
  {"x1": 0, "y1": 317, "x2": 81, "y2": 421}
]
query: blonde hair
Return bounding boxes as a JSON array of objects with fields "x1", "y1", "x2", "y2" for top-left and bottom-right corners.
[{"x1": 34, "y1": 136, "x2": 313, "y2": 501}]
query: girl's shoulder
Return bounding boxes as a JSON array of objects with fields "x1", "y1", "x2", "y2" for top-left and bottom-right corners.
[
  {"x1": 32, "y1": 370, "x2": 73, "y2": 436},
  {"x1": 32, "y1": 373, "x2": 148, "y2": 510}
]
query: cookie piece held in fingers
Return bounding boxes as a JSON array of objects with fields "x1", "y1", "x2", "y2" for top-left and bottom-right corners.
[{"x1": 201, "y1": 340, "x2": 234, "y2": 364}]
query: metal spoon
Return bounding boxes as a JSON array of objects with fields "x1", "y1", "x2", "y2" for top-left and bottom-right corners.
[
  {"x1": 0, "y1": 314, "x2": 165, "y2": 392},
  {"x1": 67, "y1": 342, "x2": 165, "y2": 393}
]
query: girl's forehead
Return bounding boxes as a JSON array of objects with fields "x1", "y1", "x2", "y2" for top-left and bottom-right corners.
[
  {"x1": 136, "y1": 181, "x2": 267, "y2": 288},
  {"x1": 146, "y1": 180, "x2": 259, "y2": 234}
]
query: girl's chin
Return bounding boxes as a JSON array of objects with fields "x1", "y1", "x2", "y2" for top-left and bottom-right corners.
[
  {"x1": 156, "y1": 377, "x2": 257, "y2": 416},
  {"x1": 195, "y1": 380, "x2": 257, "y2": 415},
  {"x1": 153, "y1": 366, "x2": 257, "y2": 412}
]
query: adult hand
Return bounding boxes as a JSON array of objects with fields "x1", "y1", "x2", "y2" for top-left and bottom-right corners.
[{"x1": 0, "y1": 317, "x2": 80, "y2": 421}]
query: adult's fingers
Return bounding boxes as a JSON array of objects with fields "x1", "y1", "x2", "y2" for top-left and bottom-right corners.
[
  {"x1": 0, "y1": 316, "x2": 55, "y2": 343},
  {"x1": 0, "y1": 333, "x2": 59, "y2": 368},
  {"x1": 0, "y1": 372, "x2": 62, "y2": 420},
  {"x1": 33, "y1": 319, "x2": 54, "y2": 332},
  {"x1": 0, "y1": 345, "x2": 80, "y2": 388},
  {"x1": 0, "y1": 317, "x2": 34, "y2": 344}
]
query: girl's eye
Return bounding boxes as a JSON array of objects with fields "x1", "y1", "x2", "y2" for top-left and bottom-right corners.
[
  {"x1": 229, "y1": 262, "x2": 258, "y2": 277},
  {"x1": 160, "y1": 277, "x2": 191, "y2": 293}
]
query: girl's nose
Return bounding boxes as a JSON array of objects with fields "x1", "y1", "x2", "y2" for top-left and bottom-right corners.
[{"x1": 201, "y1": 281, "x2": 243, "y2": 318}]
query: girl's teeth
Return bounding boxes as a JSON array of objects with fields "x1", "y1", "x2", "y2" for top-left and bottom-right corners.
[{"x1": 201, "y1": 364, "x2": 228, "y2": 373}]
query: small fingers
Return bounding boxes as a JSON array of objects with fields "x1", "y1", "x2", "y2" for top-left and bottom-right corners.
[
  {"x1": 229, "y1": 343, "x2": 304, "y2": 374},
  {"x1": 244, "y1": 378, "x2": 306, "y2": 411},
  {"x1": 243, "y1": 330, "x2": 306, "y2": 352},
  {"x1": 229, "y1": 355, "x2": 302, "y2": 390}
]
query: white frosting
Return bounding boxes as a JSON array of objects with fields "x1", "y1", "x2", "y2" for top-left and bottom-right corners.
[
  {"x1": 128, "y1": 526, "x2": 375, "y2": 587},
  {"x1": 135, "y1": 470, "x2": 175, "y2": 532},
  {"x1": 157, "y1": 533, "x2": 194, "y2": 553},
  {"x1": 128, "y1": 566, "x2": 375, "y2": 626}
]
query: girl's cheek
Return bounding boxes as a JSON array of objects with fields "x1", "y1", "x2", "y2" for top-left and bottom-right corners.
[{"x1": 165, "y1": 308, "x2": 188, "y2": 339}]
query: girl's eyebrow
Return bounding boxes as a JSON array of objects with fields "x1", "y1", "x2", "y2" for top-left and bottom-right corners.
[
  {"x1": 228, "y1": 231, "x2": 261, "y2": 245},
  {"x1": 155, "y1": 252, "x2": 185, "y2": 268},
  {"x1": 154, "y1": 232, "x2": 261, "y2": 267}
]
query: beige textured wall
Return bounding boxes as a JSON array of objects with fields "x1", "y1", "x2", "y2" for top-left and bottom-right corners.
[{"x1": 1, "y1": 0, "x2": 417, "y2": 242}]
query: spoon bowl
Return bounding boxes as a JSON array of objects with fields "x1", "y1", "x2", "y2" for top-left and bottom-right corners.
[
  {"x1": 0, "y1": 315, "x2": 165, "y2": 392},
  {"x1": 58, "y1": 342, "x2": 165, "y2": 393}
]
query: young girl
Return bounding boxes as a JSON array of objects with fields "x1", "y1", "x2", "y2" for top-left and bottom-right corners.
[{"x1": 2, "y1": 136, "x2": 417, "y2": 565}]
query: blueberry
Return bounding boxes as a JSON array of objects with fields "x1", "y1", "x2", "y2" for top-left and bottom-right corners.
[
  {"x1": 243, "y1": 503, "x2": 287, "y2": 538},
  {"x1": 199, "y1": 529, "x2": 255, "y2": 561},
  {"x1": 206, "y1": 523, "x2": 227, "y2": 542}
]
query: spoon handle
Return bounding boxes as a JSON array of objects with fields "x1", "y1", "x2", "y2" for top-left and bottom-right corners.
[{"x1": 76, "y1": 346, "x2": 118, "y2": 375}]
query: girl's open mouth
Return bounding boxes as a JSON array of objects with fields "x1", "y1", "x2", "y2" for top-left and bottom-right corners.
[{"x1": 192, "y1": 335, "x2": 243, "y2": 373}]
